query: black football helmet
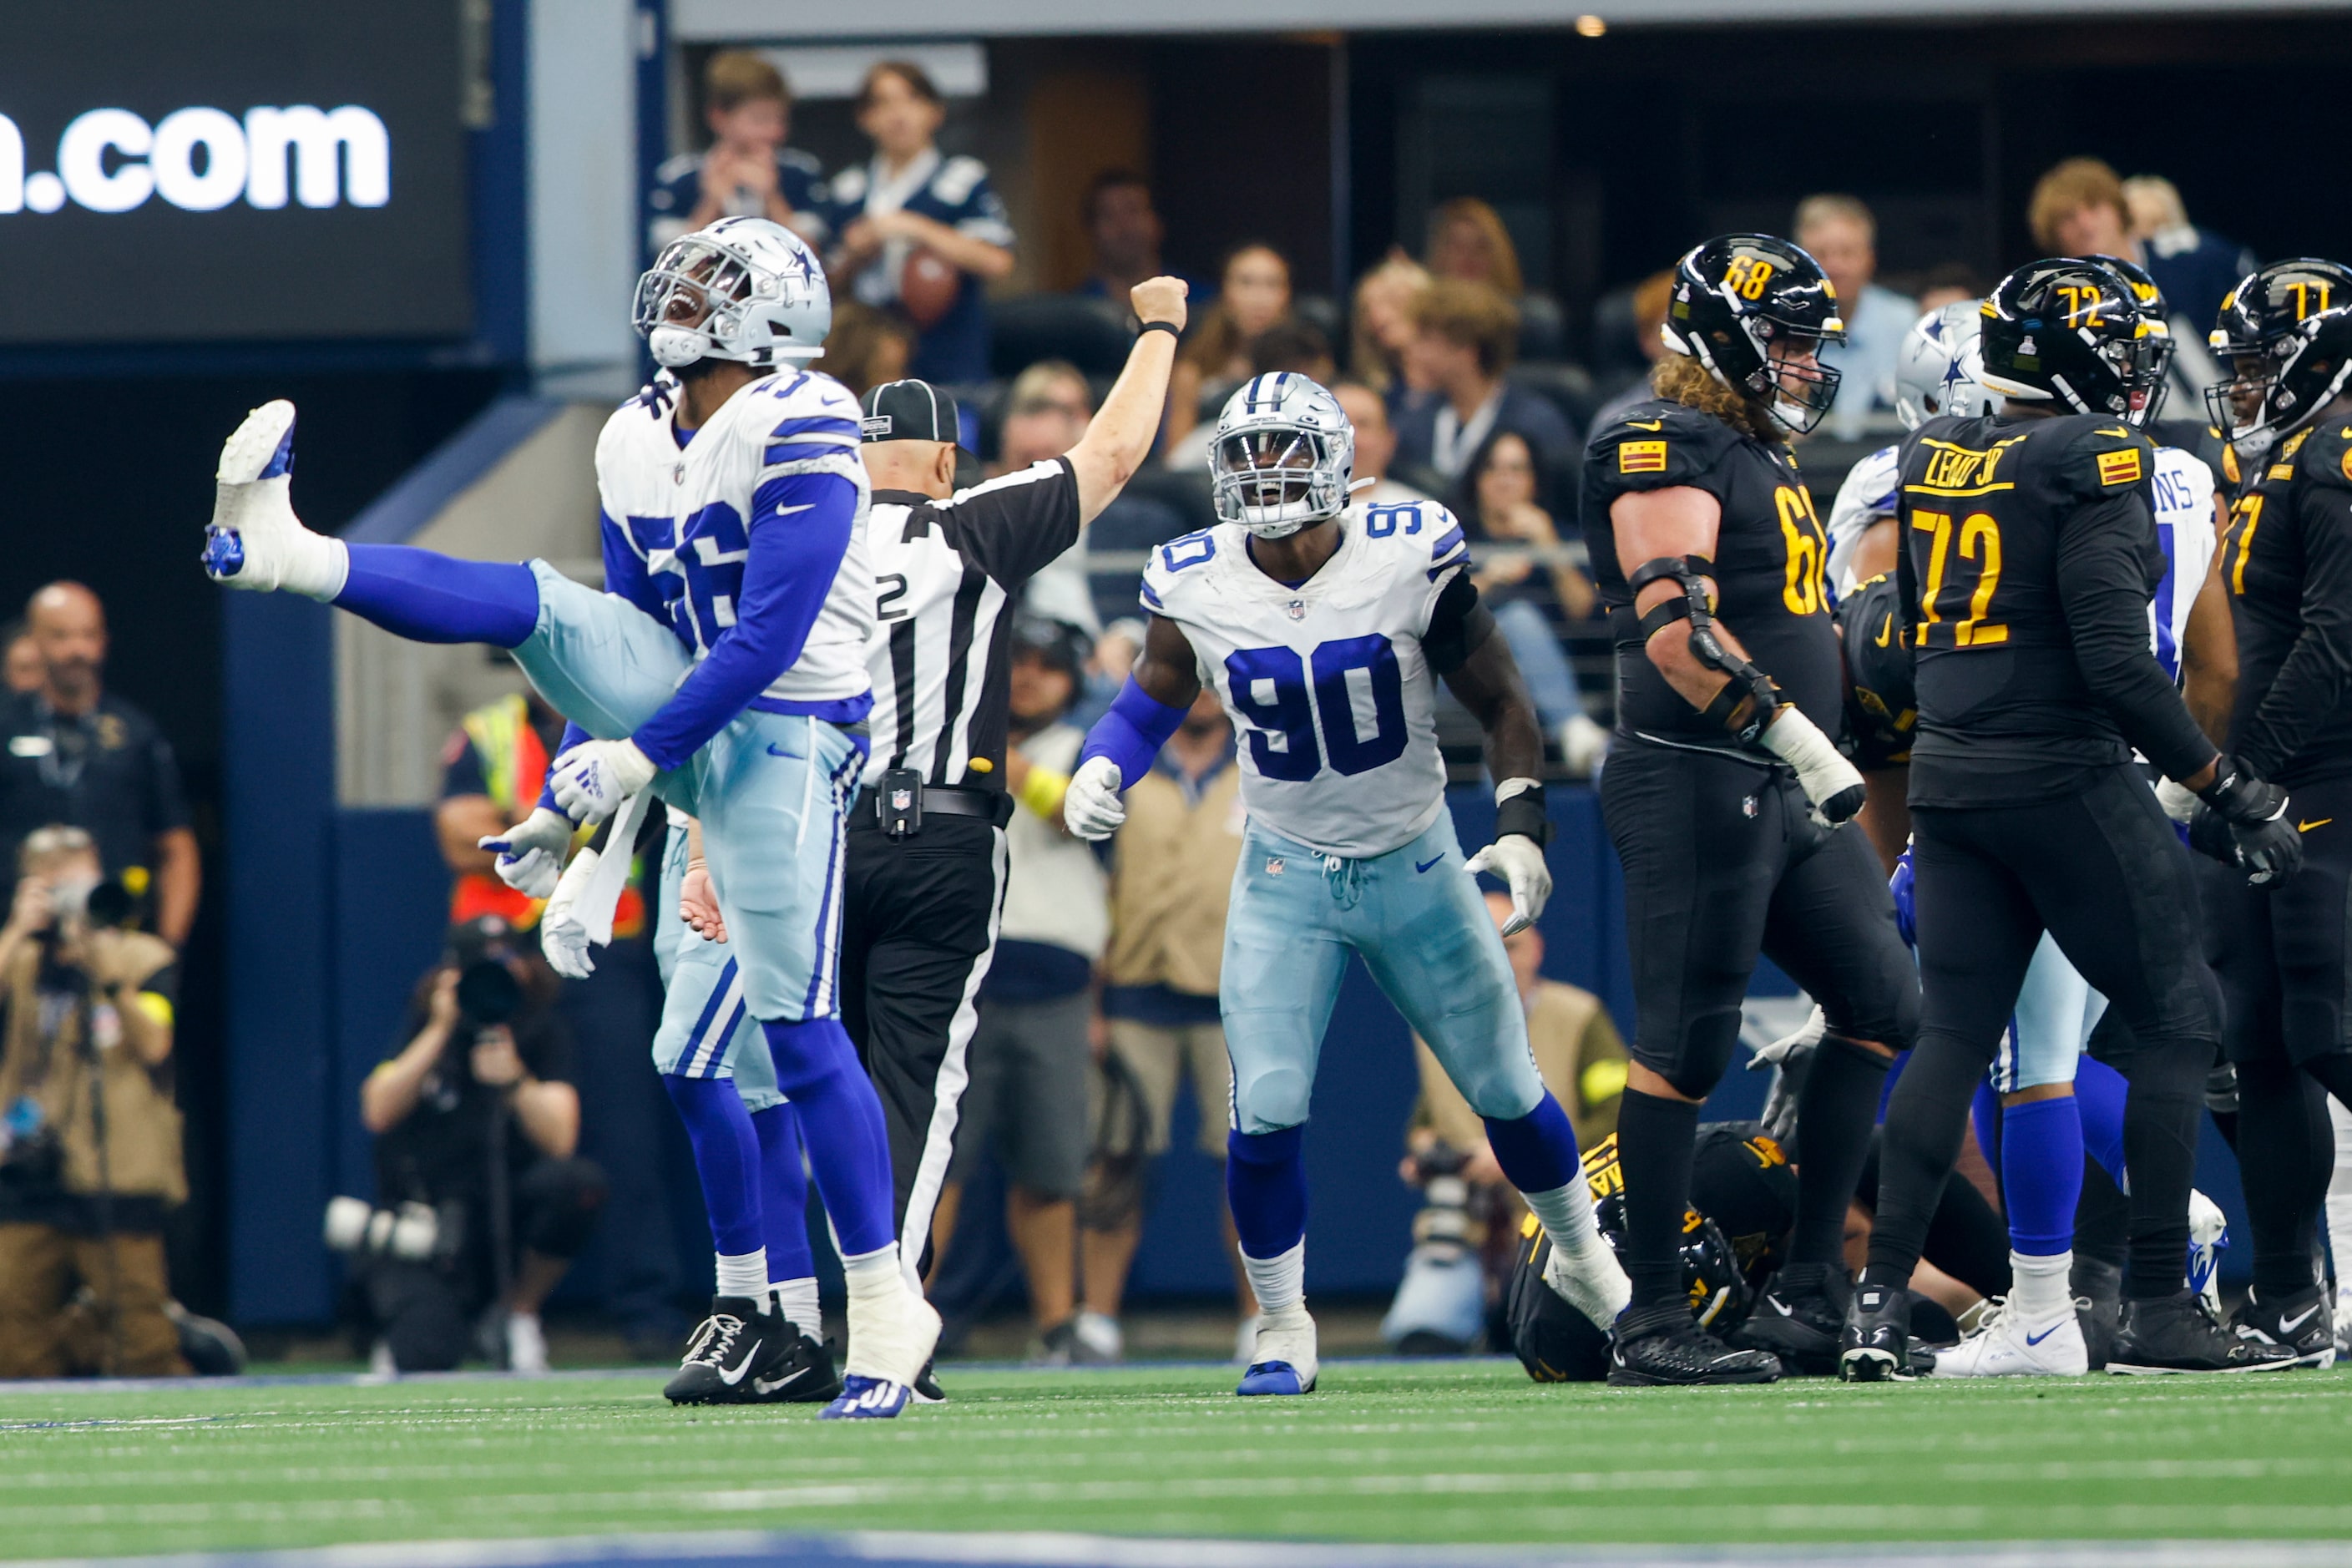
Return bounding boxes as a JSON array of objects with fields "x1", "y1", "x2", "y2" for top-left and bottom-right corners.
[
  {"x1": 1977, "y1": 259, "x2": 2169, "y2": 421},
  {"x1": 2204, "y1": 259, "x2": 2352, "y2": 459},
  {"x1": 2085, "y1": 254, "x2": 2178, "y2": 425},
  {"x1": 1664, "y1": 234, "x2": 1847, "y2": 435}
]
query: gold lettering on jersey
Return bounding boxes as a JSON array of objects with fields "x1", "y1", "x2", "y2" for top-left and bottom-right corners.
[
  {"x1": 1619, "y1": 439, "x2": 1667, "y2": 474},
  {"x1": 1906, "y1": 438, "x2": 2021, "y2": 498},
  {"x1": 2097, "y1": 448, "x2": 2143, "y2": 487},
  {"x1": 2271, "y1": 462, "x2": 2299, "y2": 482},
  {"x1": 1774, "y1": 485, "x2": 1828, "y2": 615},
  {"x1": 2230, "y1": 493, "x2": 2267, "y2": 594},
  {"x1": 2284, "y1": 430, "x2": 2313, "y2": 459}
]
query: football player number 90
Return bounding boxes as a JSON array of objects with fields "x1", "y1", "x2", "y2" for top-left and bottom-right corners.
[{"x1": 1225, "y1": 636, "x2": 1409, "y2": 781}]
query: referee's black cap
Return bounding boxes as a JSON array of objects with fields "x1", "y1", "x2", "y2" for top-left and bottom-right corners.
[{"x1": 860, "y1": 379, "x2": 963, "y2": 448}]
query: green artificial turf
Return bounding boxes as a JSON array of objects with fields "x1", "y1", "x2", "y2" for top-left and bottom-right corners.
[{"x1": 4, "y1": 1360, "x2": 2351, "y2": 1560}]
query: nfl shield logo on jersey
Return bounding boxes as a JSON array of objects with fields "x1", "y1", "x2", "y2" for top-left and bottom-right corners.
[
  {"x1": 1285, "y1": 599, "x2": 1306, "y2": 620},
  {"x1": 1267, "y1": 857, "x2": 1286, "y2": 877}
]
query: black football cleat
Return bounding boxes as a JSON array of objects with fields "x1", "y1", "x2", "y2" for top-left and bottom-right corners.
[
  {"x1": 1839, "y1": 1277, "x2": 1913, "y2": 1382},
  {"x1": 912, "y1": 1358, "x2": 948, "y2": 1404},
  {"x1": 2071, "y1": 1256, "x2": 2123, "y2": 1372},
  {"x1": 1732, "y1": 1263, "x2": 1849, "y2": 1376},
  {"x1": 746, "y1": 1318, "x2": 845, "y2": 1404},
  {"x1": 664, "y1": 1295, "x2": 790, "y2": 1405},
  {"x1": 1607, "y1": 1301, "x2": 1782, "y2": 1387},
  {"x1": 2229, "y1": 1286, "x2": 2337, "y2": 1369},
  {"x1": 2107, "y1": 1291, "x2": 2297, "y2": 1375}
]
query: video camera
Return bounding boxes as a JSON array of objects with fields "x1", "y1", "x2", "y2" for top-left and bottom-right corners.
[{"x1": 322, "y1": 1195, "x2": 468, "y2": 1266}]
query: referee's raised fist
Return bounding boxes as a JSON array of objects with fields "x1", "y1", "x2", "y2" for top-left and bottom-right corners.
[{"x1": 1132, "y1": 276, "x2": 1190, "y2": 334}]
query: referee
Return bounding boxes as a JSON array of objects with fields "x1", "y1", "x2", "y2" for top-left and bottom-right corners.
[{"x1": 845, "y1": 276, "x2": 1188, "y2": 1285}]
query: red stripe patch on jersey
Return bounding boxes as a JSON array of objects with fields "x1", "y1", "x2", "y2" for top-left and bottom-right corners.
[
  {"x1": 1619, "y1": 440, "x2": 1668, "y2": 474},
  {"x1": 2096, "y1": 448, "x2": 2142, "y2": 487}
]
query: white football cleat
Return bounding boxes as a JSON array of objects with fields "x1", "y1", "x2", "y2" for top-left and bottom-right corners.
[
  {"x1": 1928, "y1": 1296, "x2": 2088, "y2": 1378},
  {"x1": 1237, "y1": 1307, "x2": 1318, "y2": 1395},
  {"x1": 1545, "y1": 1236, "x2": 1632, "y2": 1328},
  {"x1": 205, "y1": 399, "x2": 346, "y2": 599},
  {"x1": 2188, "y1": 1189, "x2": 2228, "y2": 1320},
  {"x1": 842, "y1": 1276, "x2": 943, "y2": 1392}
]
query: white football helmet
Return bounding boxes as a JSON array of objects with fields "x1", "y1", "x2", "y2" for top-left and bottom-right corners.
[
  {"x1": 1207, "y1": 373, "x2": 1355, "y2": 539},
  {"x1": 632, "y1": 216, "x2": 831, "y2": 370},
  {"x1": 1894, "y1": 301, "x2": 1990, "y2": 430}
]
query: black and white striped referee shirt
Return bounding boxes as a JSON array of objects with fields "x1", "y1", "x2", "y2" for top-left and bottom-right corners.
[{"x1": 862, "y1": 457, "x2": 1083, "y2": 791}]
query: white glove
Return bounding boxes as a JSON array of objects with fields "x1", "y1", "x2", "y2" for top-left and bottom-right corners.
[
  {"x1": 1747, "y1": 1004, "x2": 1826, "y2": 1071},
  {"x1": 2155, "y1": 776, "x2": 2202, "y2": 825},
  {"x1": 1063, "y1": 756, "x2": 1127, "y2": 841},
  {"x1": 1464, "y1": 832, "x2": 1552, "y2": 937},
  {"x1": 1758, "y1": 707, "x2": 1867, "y2": 828},
  {"x1": 549, "y1": 739, "x2": 656, "y2": 824},
  {"x1": 539, "y1": 847, "x2": 600, "y2": 979},
  {"x1": 478, "y1": 807, "x2": 575, "y2": 900}
]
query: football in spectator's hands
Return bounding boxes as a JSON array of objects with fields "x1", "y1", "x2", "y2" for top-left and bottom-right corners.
[{"x1": 899, "y1": 246, "x2": 961, "y2": 329}]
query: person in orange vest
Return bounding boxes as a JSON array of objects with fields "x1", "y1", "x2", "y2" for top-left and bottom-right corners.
[{"x1": 435, "y1": 690, "x2": 644, "y2": 939}]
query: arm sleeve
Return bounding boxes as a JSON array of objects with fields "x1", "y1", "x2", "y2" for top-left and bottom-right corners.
[
  {"x1": 1421, "y1": 569, "x2": 1496, "y2": 677},
  {"x1": 2233, "y1": 477, "x2": 2352, "y2": 779},
  {"x1": 2056, "y1": 493, "x2": 2219, "y2": 781},
  {"x1": 939, "y1": 458, "x2": 1082, "y2": 588},
  {"x1": 628, "y1": 469, "x2": 861, "y2": 772},
  {"x1": 599, "y1": 510, "x2": 666, "y2": 623}
]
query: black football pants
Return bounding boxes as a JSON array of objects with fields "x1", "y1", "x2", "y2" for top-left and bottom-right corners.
[
  {"x1": 1875, "y1": 765, "x2": 2220, "y2": 1299},
  {"x1": 837, "y1": 811, "x2": 1008, "y2": 1276}
]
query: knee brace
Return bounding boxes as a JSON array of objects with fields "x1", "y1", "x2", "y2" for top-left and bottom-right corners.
[{"x1": 1628, "y1": 554, "x2": 1780, "y2": 744}]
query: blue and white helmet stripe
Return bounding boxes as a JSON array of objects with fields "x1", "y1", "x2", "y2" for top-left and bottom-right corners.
[{"x1": 1207, "y1": 373, "x2": 1356, "y2": 539}]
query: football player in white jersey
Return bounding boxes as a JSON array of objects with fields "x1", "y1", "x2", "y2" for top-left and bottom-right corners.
[
  {"x1": 202, "y1": 217, "x2": 938, "y2": 1418},
  {"x1": 1061, "y1": 374, "x2": 1631, "y2": 1396}
]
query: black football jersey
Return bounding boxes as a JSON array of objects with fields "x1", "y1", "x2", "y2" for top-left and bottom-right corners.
[
  {"x1": 1581, "y1": 399, "x2": 1841, "y2": 754},
  {"x1": 1837, "y1": 572, "x2": 1915, "y2": 772},
  {"x1": 2221, "y1": 420, "x2": 2352, "y2": 787},
  {"x1": 1895, "y1": 412, "x2": 2199, "y2": 807}
]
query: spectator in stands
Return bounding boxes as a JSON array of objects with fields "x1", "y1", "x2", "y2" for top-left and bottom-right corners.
[
  {"x1": 2123, "y1": 173, "x2": 2260, "y2": 337},
  {"x1": 990, "y1": 361, "x2": 1106, "y2": 635},
  {"x1": 1425, "y1": 197, "x2": 1525, "y2": 300},
  {"x1": 1382, "y1": 891, "x2": 1628, "y2": 1354},
  {"x1": 1459, "y1": 431, "x2": 1608, "y2": 775},
  {"x1": 1332, "y1": 381, "x2": 1433, "y2": 508},
  {"x1": 0, "y1": 825, "x2": 190, "y2": 1378},
  {"x1": 2029, "y1": 159, "x2": 2239, "y2": 397},
  {"x1": 1393, "y1": 281, "x2": 1577, "y2": 487},
  {"x1": 1349, "y1": 252, "x2": 1432, "y2": 409},
  {"x1": 1080, "y1": 688, "x2": 1257, "y2": 1364},
  {"x1": 1587, "y1": 268, "x2": 1676, "y2": 432},
  {"x1": 938, "y1": 621, "x2": 1105, "y2": 1364},
  {"x1": 359, "y1": 918, "x2": 601, "y2": 1374},
  {"x1": 1165, "y1": 316, "x2": 1336, "y2": 477},
  {"x1": 1793, "y1": 194, "x2": 1915, "y2": 438},
  {"x1": 1165, "y1": 243, "x2": 1292, "y2": 450},
  {"x1": 0, "y1": 584, "x2": 199, "y2": 949},
  {"x1": 810, "y1": 301, "x2": 914, "y2": 401},
  {"x1": 1913, "y1": 261, "x2": 1985, "y2": 315},
  {"x1": 1, "y1": 623, "x2": 38, "y2": 695},
  {"x1": 648, "y1": 51, "x2": 827, "y2": 254},
  {"x1": 826, "y1": 60, "x2": 1015, "y2": 386},
  {"x1": 1075, "y1": 171, "x2": 1208, "y2": 311}
]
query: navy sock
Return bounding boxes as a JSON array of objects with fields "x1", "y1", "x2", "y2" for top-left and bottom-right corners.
[
  {"x1": 336, "y1": 544, "x2": 539, "y2": 646},
  {"x1": 750, "y1": 1102, "x2": 813, "y2": 1283},
  {"x1": 1790, "y1": 1034, "x2": 1894, "y2": 1267},
  {"x1": 661, "y1": 1074, "x2": 762, "y2": 1257},
  {"x1": 761, "y1": 1017, "x2": 897, "y2": 1258},
  {"x1": 1482, "y1": 1095, "x2": 1581, "y2": 1194},
  {"x1": 1226, "y1": 1125, "x2": 1308, "y2": 1259},
  {"x1": 2000, "y1": 1095, "x2": 2084, "y2": 1256},
  {"x1": 2075, "y1": 1054, "x2": 2130, "y2": 1181},
  {"x1": 1615, "y1": 1088, "x2": 1700, "y2": 1310}
]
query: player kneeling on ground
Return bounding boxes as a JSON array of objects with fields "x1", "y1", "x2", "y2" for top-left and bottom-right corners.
[{"x1": 1064, "y1": 373, "x2": 1631, "y2": 1397}]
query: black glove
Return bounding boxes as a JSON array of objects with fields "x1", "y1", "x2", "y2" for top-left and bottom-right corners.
[{"x1": 2198, "y1": 758, "x2": 2304, "y2": 888}]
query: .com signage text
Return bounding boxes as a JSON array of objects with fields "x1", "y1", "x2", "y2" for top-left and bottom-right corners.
[{"x1": 0, "y1": 105, "x2": 389, "y2": 215}]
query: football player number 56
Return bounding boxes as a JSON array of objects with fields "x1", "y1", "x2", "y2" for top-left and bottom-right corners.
[{"x1": 1911, "y1": 509, "x2": 2007, "y2": 647}]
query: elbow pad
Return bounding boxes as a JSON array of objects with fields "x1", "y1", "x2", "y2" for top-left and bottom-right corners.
[{"x1": 1630, "y1": 554, "x2": 1779, "y2": 741}]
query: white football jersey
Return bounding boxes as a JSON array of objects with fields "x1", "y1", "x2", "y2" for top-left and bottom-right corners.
[
  {"x1": 1824, "y1": 442, "x2": 1899, "y2": 604},
  {"x1": 594, "y1": 376, "x2": 687, "y2": 628},
  {"x1": 594, "y1": 367, "x2": 875, "y2": 716},
  {"x1": 1141, "y1": 498, "x2": 1469, "y2": 859},
  {"x1": 2149, "y1": 444, "x2": 2218, "y2": 680}
]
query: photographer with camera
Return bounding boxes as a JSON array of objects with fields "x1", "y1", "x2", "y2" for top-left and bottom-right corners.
[
  {"x1": 0, "y1": 825, "x2": 188, "y2": 1378},
  {"x1": 351, "y1": 917, "x2": 604, "y2": 1373}
]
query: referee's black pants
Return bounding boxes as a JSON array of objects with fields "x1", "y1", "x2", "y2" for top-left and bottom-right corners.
[
  {"x1": 838, "y1": 809, "x2": 1008, "y2": 1275},
  {"x1": 1875, "y1": 764, "x2": 2221, "y2": 1299}
]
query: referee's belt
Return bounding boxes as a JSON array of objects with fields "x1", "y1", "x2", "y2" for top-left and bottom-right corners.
[{"x1": 853, "y1": 781, "x2": 1014, "y2": 828}]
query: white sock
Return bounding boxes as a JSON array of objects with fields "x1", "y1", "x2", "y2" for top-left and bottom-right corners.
[
  {"x1": 771, "y1": 1277, "x2": 822, "y2": 1333},
  {"x1": 1523, "y1": 1182, "x2": 1603, "y2": 1255},
  {"x1": 2011, "y1": 1249, "x2": 2073, "y2": 1321},
  {"x1": 1241, "y1": 1239, "x2": 1306, "y2": 1318},
  {"x1": 841, "y1": 1242, "x2": 905, "y2": 1303},
  {"x1": 715, "y1": 1249, "x2": 767, "y2": 1301},
  {"x1": 297, "y1": 534, "x2": 351, "y2": 601}
]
